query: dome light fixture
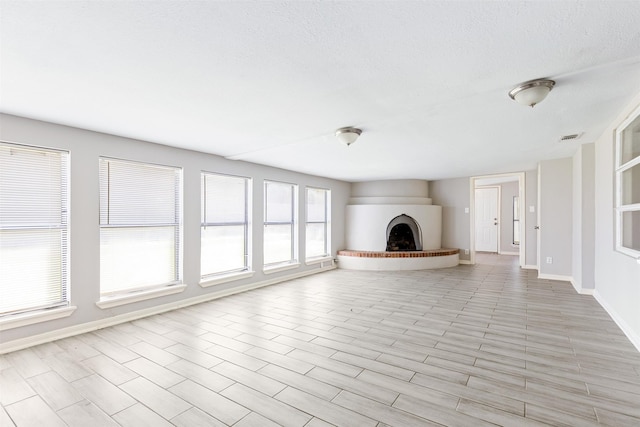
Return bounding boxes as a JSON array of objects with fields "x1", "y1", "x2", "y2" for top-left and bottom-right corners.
[
  {"x1": 335, "y1": 127, "x2": 362, "y2": 146},
  {"x1": 509, "y1": 79, "x2": 555, "y2": 108}
]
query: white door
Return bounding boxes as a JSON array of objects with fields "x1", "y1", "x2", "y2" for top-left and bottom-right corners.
[{"x1": 475, "y1": 187, "x2": 499, "y2": 252}]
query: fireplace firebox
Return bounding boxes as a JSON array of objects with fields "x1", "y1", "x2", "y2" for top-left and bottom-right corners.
[{"x1": 385, "y1": 214, "x2": 422, "y2": 251}]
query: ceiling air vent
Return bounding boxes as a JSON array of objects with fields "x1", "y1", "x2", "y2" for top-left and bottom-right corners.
[{"x1": 559, "y1": 133, "x2": 582, "y2": 142}]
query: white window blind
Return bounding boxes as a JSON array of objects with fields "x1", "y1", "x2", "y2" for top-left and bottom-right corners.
[
  {"x1": 201, "y1": 172, "x2": 250, "y2": 277},
  {"x1": 0, "y1": 142, "x2": 69, "y2": 315},
  {"x1": 306, "y1": 187, "x2": 330, "y2": 259},
  {"x1": 264, "y1": 181, "x2": 297, "y2": 266},
  {"x1": 99, "y1": 158, "x2": 181, "y2": 295}
]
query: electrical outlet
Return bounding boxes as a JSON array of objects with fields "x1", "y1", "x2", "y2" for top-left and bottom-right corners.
[
  {"x1": 546, "y1": 257, "x2": 553, "y2": 264},
  {"x1": 464, "y1": 249, "x2": 469, "y2": 255}
]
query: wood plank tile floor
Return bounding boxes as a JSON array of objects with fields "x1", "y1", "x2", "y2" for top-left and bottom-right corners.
[{"x1": 2, "y1": 254, "x2": 640, "y2": 426}]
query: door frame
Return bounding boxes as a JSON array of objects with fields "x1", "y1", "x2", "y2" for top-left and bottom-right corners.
[{"x1": 469, "y1": 172, "x2": 526, "y2": 267}]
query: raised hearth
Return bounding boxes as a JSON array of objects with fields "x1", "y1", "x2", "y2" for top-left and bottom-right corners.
[{"x1": 337, "y1": 249, "x2": 459, "y2": 271}]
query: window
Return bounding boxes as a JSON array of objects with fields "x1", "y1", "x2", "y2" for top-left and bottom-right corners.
[
  {"x1": 306, "y1": 187, "x2": 331, "y2": 259},
  {"x1": 0, "y1": 143, "x2": 69, "y2": 316},
  {"x1": 264, "y1": 181, "x2": 297, "y2": 267},
  {"x1": 616, "y1": 105, "x2": 640, "y2": 256},
  {"x1": 201, "y1": 172, "x2": 251, "y2": 278},
  {"x1": 99, "y1": 158, "x2": 182, "y2": 295}
]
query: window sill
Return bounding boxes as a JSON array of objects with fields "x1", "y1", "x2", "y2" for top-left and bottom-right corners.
[
  {"x1": 96, "y1": 284, "x2": 187, "y2": 309},
  {"x1": 305, "y1": 256, "x2": 333, "y2": 266},
  {"x1": 0, "y1": 305, "x2": 77, "y2": 331},
  {"x1": 263, "y1": 262, "x2": 301, "y2": 275},
  {"x1": 616, "y1": 246, "x2": 640, "y2": 262},
  {"x1": 200, "y1": 270, "x2": 255, "y2": 288}
]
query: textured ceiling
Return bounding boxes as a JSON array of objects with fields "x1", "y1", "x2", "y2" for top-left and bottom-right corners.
[{"x1": 2, "y1": 1, "x2": 640, "y2": 182}]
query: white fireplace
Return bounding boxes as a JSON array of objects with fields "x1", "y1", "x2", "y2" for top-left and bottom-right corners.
[
  {"x1": 339, "y1": 179, "x2": 458, "y2": 270},
  {"x1": 345, "y1": 179, "x2": 442, "y2": 251}
]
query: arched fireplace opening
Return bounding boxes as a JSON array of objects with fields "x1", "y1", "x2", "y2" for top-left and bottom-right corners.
[{"x1": 386, "y1": 214, "x2": 423, "y2": 251}]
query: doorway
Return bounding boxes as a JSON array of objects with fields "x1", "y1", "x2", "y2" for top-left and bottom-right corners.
[{"x1": 470, "y1": 173, "x2": 526, "y2": 267}]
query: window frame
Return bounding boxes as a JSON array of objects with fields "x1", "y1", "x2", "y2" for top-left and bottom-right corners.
[
  {"x1": 305, "y1": 186, "x2": 331, "y2": 260},
  {"x1": 200, "y1": 171, "x2": 251, "y2": 279},
  {"x1": 263, "y1": 180, "x2": 298, "y2": 268},
  {"x1": 615, "y1": 104, "x2": 640, "y2": 258},
  {"x1": 98, "y1": 157, "x2": 183, "y2": 298},
  {"x1": 0, "y1": 142, "x2": 70, "y2": 317}
]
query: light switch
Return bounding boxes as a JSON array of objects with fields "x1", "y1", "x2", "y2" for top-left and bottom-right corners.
[
  {"x1": 529, "y1": 206, "x2": 535, "y2": 213},
  {"x1": 464, "y1": 207, "x2": 469, "y2": 213}
]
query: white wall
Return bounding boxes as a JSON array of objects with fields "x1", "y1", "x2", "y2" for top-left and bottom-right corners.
[
  {"x1": 525, "y1": 169, "x2": 538, "y2": 267},
  {"x1": 572, "y1": 143, "x2": 596, "y2": 293},
  {"x1": 593, "y1": 92, "x2": 640, "y2": 350},
  {"x1": 582, "y1": 143, "x2": 595, "y2": 291},
  {"x1": 351, "y1": 180, "x2": 429, "y2": 197},
  {"x1": 572, "y1": 146, "x2": 583, "y2": 288},
  {"x1": 538, "y1": 157, "x2": 573, "y2": 279},
  {"x1": 429, "y1": 178, "x2": 471, "y2": 261},
  {"x1": 0, "y1": 113, "x2": 351, "y2": 348}
]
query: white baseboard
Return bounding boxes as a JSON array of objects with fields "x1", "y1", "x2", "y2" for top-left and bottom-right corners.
[
  {"x1": 594, "y1": 290, "x2": 640, "y2": 353},
  {"x1": 523, "y1": 264, "x2": 538, "y2": 270},
  {"x1": 0, "y1": 265, "x2": 335, "y2": 354},
  {"x1": 499, "y1": 251, "x2": 520, "y2": 256},
  {"x1": 569, "y1": 278, "x2": 595, "y2": 295},
  {"x1": 458, "y1": 260, "x2": 472, "y2": 265},
  {"x1": 537, "y1": 273, "x2": 573, "y2": 282}
]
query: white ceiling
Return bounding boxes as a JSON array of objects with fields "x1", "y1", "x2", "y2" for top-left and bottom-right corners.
[{"x1": 2, "y1": 1, "x2": 640, "y2": 182}]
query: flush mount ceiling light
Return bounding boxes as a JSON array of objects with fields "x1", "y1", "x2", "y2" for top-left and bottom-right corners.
[
  {"x1": 335, "y1": 127, "x2": 362, "y2": 146},
  {"x1": 509, "y1": 79, "x2": 556, "y2": 107}
]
